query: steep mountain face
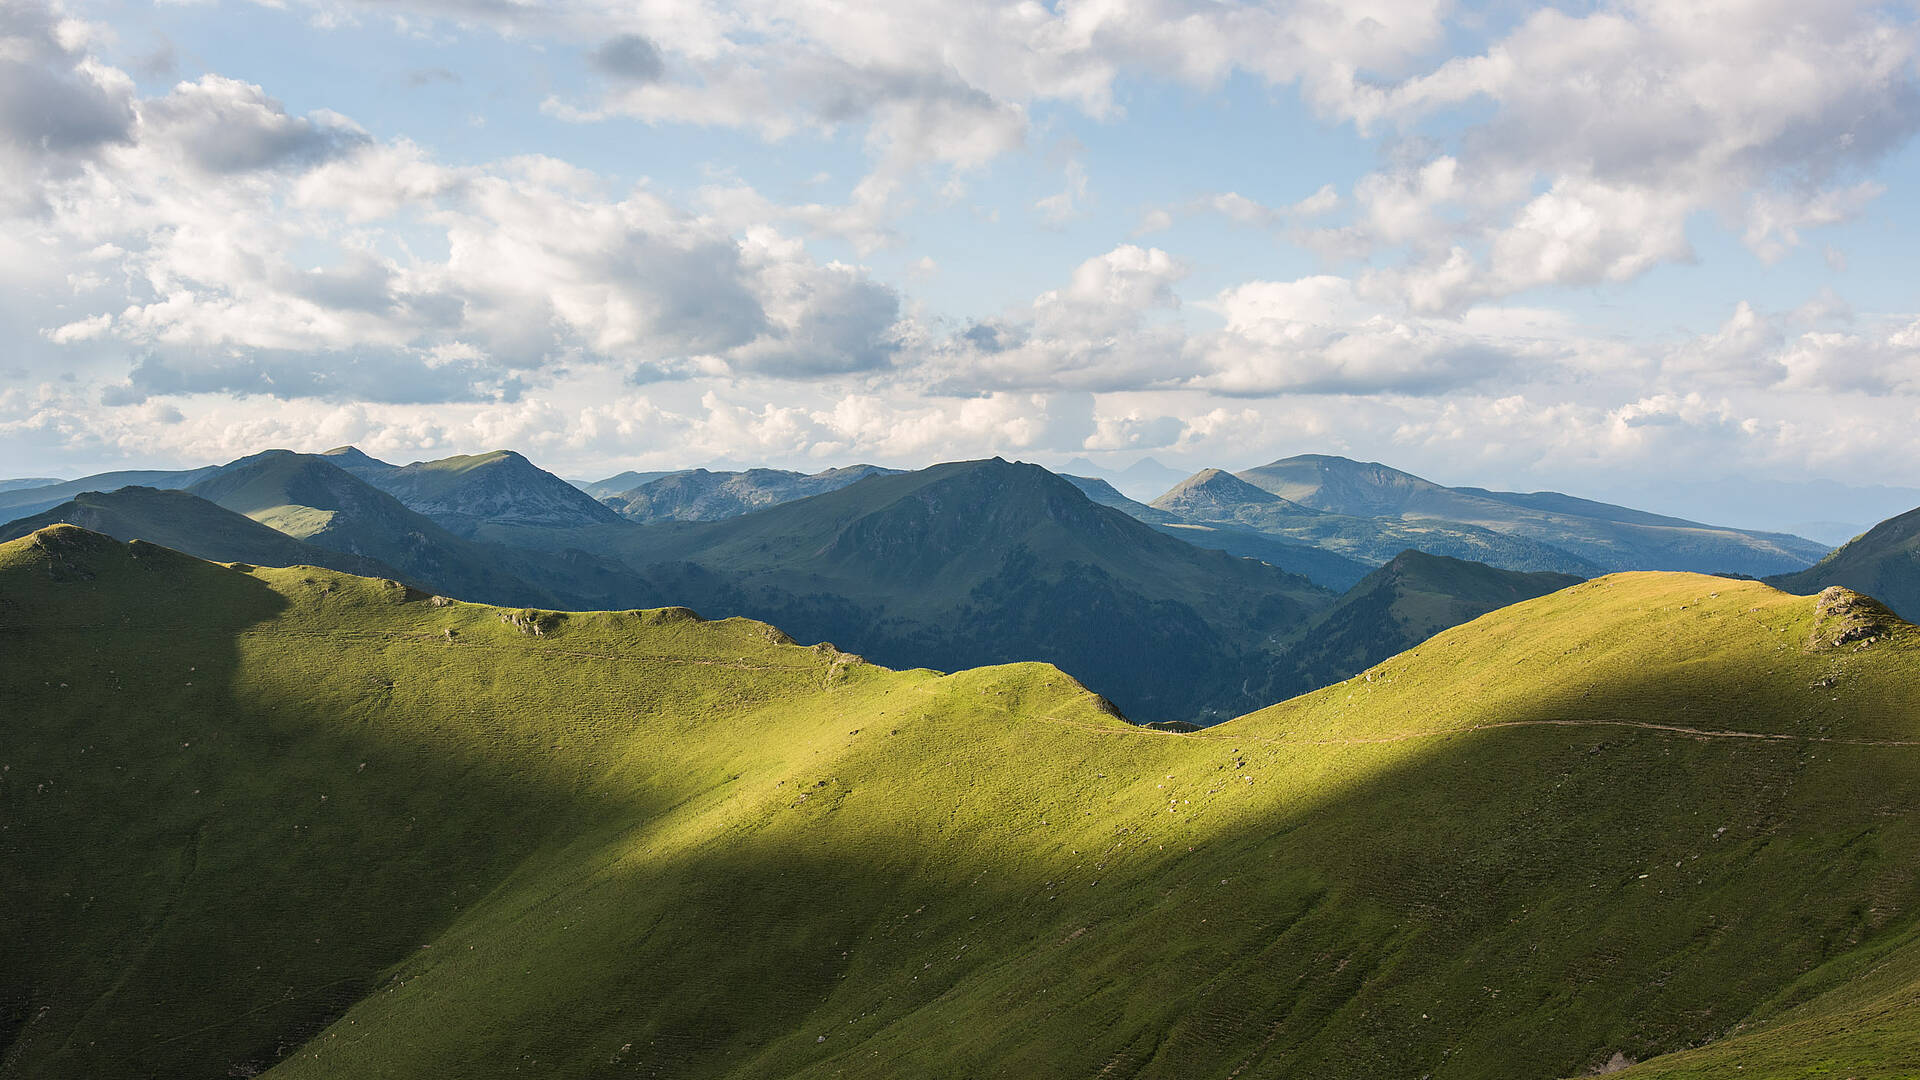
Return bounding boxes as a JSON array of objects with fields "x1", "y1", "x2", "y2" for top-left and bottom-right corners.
[
  {"x1": 0, "y1": 487, "x2": 408, "y2": 582},
  {"x1": 184, "y1": 450, "x2": 616, "y2": 607},
  {"x1": 604, "y1": 464, "x2": 902, "y2": 522},
  {"x1": 1234, "y1": 454, "x2": 1828, "y2": 576},
  {"x1": 1280, "y1": 549, "x2": 1583, "y2": 691},
  {"x1": 1153, "y1": 467, "x2": 1602, "y2": 576},
  {"x1": 327, "y1": 449, "x2": 624, "y2": 533},
  {"x1": 0, "y1": 466, "x2": 221, "y2": 522},
  {"x1": 527, "y1": 459, "x2": 1338, "y2": 724},
  {"x1": 1768, "y1": 504, "x2": 1920, "y2": 621},
  {"x1": 8, "y1": 529, "x2": 1920, "y2": 1080}
]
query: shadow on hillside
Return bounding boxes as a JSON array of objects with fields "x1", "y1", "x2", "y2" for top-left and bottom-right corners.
[
  {"x1": 9, "y1": 539, "x2": 1920, "y2": 1080},
  {"x1": 1, "y1": 538, "x2": 690, "y2": 1079}
]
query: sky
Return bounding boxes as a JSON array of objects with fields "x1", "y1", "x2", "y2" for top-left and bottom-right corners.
[{"x1": 4, "y1": 0, "x2": 1920, "y2": 522}]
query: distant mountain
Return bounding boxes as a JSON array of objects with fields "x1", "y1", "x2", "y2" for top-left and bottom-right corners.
[
  {"x1": 1235, "y1": 454, "x2": 1828, "y2": 576},
  {"x1": 604, "y1": 464, "x2": 902, "y2": 522},
  {"x1": 504, "y1": 458, "x2": 1338, "y2": 725},
  {"x1": 1281, "y1": 550, "x2": 1583, "y2": 691},
  {"x1": 1059, "y1": 472, "x2": 1373, "y2": 590},
  {"x1": 0, "y1": 477, "x2": 62, "y2": 493},
  {"x1": 1110, "y1": 456, "x2": 1193, "y2": 501},
  {"x1": 0, "y1": 486, "x2": 407, "y2": 582},
  {"x1": 1153, "y1": 467, "x2": 1602, "y2": 575},
  {"x1": 1059, "y1": 473, "x2": 1177, "y2": 522},
  {"x1": 1767, "y1": 504, "x2": 1920, "y2": 622},
  {"x1": 0, "y1": 466, "x2": 221, "y2": 521},
  {"x1": 184, "y1": 450, "x2": 610, "y2": 607},
  {"x1": 323, "y1": 448, "x2": 623, "y2": 534},
  {"x1": 577, "y1": 470, "x2": 678, "y2": 500}
]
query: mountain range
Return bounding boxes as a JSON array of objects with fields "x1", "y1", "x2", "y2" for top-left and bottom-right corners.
[
  {"x1": 3, "y1": 446, "x2": 1891, "y2": 728},
  {"x1": 7, "y1": 524, "x2": 1919, "y2": 1078},
  {"x1": 599, "y1": 464, "x2": 902, "y2": 522},
  {"x1": 1132, "y1": 455, "x2": 1828, "y2": 579}
]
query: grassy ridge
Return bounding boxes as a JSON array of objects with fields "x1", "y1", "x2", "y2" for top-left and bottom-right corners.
[{"x1": 5, "y1": 526, "x2": 1920, "y2": 1078}]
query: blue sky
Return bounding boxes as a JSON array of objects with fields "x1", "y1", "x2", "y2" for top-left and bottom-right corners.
[{"x1": 4, "y1": 0, "x2": 1919, "y2": 527}]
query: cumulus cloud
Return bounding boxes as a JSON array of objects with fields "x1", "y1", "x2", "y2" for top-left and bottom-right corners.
[
  {"x1": 0, "y1": 1, "x2": 134, "y2": 212},
  {"x1": 140, "y1": 76, "x2": 367, "y2": 174},
  {"x1": 1324, "y1": 0, "x2": 1920, "y2": 308},
  {"x1": 1, "y1": 14, "x2": 911, "y2": 407}
]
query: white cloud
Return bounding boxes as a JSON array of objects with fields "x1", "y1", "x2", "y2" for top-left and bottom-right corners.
[{"x1": 1323, "y1": 0, "x2": 1919, "y2": 308}]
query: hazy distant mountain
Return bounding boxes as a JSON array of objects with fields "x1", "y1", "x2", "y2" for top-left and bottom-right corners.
[
  {"x1": 0, "y1": 477, "x2": 62, "y2": 494},
  {"x1": 1579, "y1": 476, "x2": 1920, "y2": 543},
  {"x1": 1235, "y1": 455, "x2": 1828, "y2": 576},
  {"x1": 1061, "y1": 472, "x2": 1376, "y2": 590},
  {"x1": 1768, "y1": 504, "x2": 1920, "y2": 622},
  {"x1": 576, "y1": 470, "x2": 678, "y2": 500},
  {"x1": 323, "y1": 447, "x2": 623, "y2": 534},
  {"x1": 1062, "y1": 455, "x2": 1195, "y2": 502},
  {"x1": 1281, "y1": 549, "x2": 1583, "y2": 691},
  {"x1": 0, "y1": 486, "x2": 408, "y2": 582},
  {"x1": 1153, "y1": 467, "x2": 1601, "y2": 576},
  {"x1": 0, "y1": 466, "x2": 221, "y2": 521},
  {"x1": 604, "y1": 464, "x2": 902, "y2": 522},
  {"x1": 1059, "y1": 473, "x2": 1178, "y2": 522}
]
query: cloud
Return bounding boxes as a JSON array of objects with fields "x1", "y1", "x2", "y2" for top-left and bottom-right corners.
[
  {"x1": 4, "y1": 21, "x2": 911, "y2": 406},
  {"x1": 0, "y1": 1, "x2": 135, "y2": 211},
  {"x1": 141, "y1": 75, "x2": 368, "y2": 174},
  {"x1": 1323, "y1": 0, "x2": 1920, "y2": 308},
  {"x1": 587, "y1": 34, "x2": 664, "y2": 83}
]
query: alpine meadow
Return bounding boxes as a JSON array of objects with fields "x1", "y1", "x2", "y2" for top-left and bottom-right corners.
[{"x1": 7, "y1": 0, "x2": 1920, "y2": 1078}]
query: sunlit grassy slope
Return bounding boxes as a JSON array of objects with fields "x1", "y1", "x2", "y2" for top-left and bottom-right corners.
[{"x1": 5, "y1": 525, "x2": 1920, "y2": 1079}]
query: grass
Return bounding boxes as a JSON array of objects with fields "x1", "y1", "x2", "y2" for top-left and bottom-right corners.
[{"x1": 4, "y1": 525, "x2": 1920, "y2": 1078}]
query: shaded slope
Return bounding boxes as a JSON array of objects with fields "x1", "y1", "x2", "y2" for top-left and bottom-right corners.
[
  {"x1": 7, "y1": 530, "x2": 1920, "y2": 1079},
  {"x1": 1236, "y1": 454, "x2": 1827, "y2": 575},
  {"x1": 0, "y1": 487, "x2": 407, "y2": 582},
  {"x1": 1155, "y1": 466, "x2": 1601, "y2": 575},
  {"x1": 604, "y1": 464, "x2": 902, "y2": 522},
  {"x1": 506, "y1": 458, "x2": 1336, "y2": 725},
  {"x1": 1279, "y1": 549, "x2": 1583, "y2": 691},
  {"x1": 1768, "y1": 503, "x2": 1920, "y2": 622}
]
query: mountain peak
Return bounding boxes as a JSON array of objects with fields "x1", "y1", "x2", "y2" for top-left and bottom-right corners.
[
  {"x1": 320, "y1": 446, "x2": 395, "y2": 473},
  {"x1": 1151, "y1": 467, "x2": 1285, "y2": 512}
]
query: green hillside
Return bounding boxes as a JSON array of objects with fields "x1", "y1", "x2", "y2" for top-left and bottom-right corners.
[
  {"x1": 1234, "y1": 455, "x2": 1828, "y2": 576},
  {"x1": 6, "y1": 526, "x2": 1920, "y2": 1078},
  {"x1": 0, "y1": 487, "x2": 407, "y2": 582},
  {"x1": 1152, "y1": 467, "x2": 1601, "y2": 575},
  {"x1": 1769, "y1": 504, "x2": 1920, "y2": 622}
]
